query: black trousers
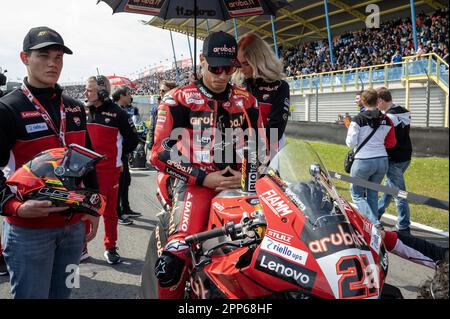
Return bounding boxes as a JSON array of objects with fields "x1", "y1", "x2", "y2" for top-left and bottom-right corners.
[{"x1": 117, "y1": 156, "x2": 132, "y2": 217}]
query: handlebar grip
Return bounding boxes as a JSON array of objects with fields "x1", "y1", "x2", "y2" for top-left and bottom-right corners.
[
  {"x1": 185, "y1": 221, "x2": 237, "y2": 245},
  {"x1": 185, "y1": 226, "x2": 226, "y2": 245}
]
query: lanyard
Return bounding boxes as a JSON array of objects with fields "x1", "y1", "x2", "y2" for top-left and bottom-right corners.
[{"x1": 21, "y1": 84, "x2": 66, "y2": 147}]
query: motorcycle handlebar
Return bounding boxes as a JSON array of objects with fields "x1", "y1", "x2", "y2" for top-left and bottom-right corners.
[{"x1": 185, "y1": 221, "x2": 238, "y2": 245}]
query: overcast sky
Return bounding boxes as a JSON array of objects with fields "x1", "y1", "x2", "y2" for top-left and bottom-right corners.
[{"x1": 0, "y1": 0, "x2": 201, "y2": 84}]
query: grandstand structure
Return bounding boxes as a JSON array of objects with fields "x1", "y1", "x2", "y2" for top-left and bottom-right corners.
[
  {"x1": 144, "y1": 0, "x2": 446, "y2": 47},
  {"x1": 285, "y1": 52, "x2": 449, "y2": 127},
  {"x1": 138, "y1": 0, "x2": 448, "y2": 128}
]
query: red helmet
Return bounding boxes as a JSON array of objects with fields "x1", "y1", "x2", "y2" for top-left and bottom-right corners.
[{"x1": 7, "y1": 144, "x2": 106, "y2": 217}]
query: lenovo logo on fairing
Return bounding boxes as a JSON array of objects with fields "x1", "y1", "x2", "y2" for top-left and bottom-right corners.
[{"x1": 255, "y1": 252, "x2": 316, "y2": 290}]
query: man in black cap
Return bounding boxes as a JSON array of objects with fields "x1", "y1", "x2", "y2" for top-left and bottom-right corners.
[
  {"x1": 0, "y1": 26, "x2": 99, "y2": 298},
  {"x1": 148, "y1": 31, "x2": 266, "y2": 299}
]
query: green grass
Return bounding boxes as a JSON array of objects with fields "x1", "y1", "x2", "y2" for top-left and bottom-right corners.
[{"x1": 286, "y1": 138, "x2": 449, "y2": 231}]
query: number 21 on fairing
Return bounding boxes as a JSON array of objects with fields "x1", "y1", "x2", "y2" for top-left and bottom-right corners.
[{"x1": 336, "y1": 254, "x2": 379, "y2": 299}]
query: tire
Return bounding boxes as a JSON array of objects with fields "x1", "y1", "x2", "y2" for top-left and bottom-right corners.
[{"x1": 139, "y1": 211, "x2": 170, "y2": 299}]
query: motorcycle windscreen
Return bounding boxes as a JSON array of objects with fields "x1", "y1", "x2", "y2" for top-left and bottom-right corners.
[{"x1": 266, "y1": 141, "x2": 347, "y2": 228}]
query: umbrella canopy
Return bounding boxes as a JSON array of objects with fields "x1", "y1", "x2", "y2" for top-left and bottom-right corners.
[
  {"x1": 98, "y1": 0, "x2": 288, "y2": 20},
  {"x1": 98, "y1": 0, "x2": 289, "y2": 79},
  {"x1": 107, "y1": 75, "x2": 136, "y2": 89}
]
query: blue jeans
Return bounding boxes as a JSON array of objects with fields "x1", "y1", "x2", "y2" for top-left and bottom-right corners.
[
  {"x1": 1, "y1": 221, "x2": 85, "y2": 299},
  {"x1": 350, "y1": 157, "x2": 389, "y2": 226},
  {"x1": 378, "y1": 160, "x2": 411, "y2": 230}
]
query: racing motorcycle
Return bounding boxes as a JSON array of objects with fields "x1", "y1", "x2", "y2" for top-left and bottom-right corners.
[
  {"x1": 140, "y1": 141, "x2": 402, "y2": 299},
  {"x1": 129, "y1": 114, "x2": 148, "y2": 169}
]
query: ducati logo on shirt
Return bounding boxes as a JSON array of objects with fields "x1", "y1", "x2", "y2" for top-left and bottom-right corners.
[
  {"x1": 105, "y1": 118, "x2": 111, "y2": 124},
  {"x1": 235, "y1": 99, "x2": 244, "y2": 109},
  {"x1": 263, "y1": 94, "x2": 270, "y2": 101},
  {"x1": 89, "y1": 194, "x2": 100, "y2": 205},
  {"x1": 73, "y1": 117, "x2": 81, "y2": 126}
]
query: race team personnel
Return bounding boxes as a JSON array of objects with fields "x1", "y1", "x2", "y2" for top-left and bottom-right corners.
[
  {"x1": 147, "y1": 80, "x2": 178, "y2": 152},
  {"x1": 150, "y1": 31, "x2": 266, "y2": 299},
  {"x1": 0, "y1": 26, "x2": 99, "y2": 298},
  {"x1": 85, "y1": 75, "x2": 139, "y2": 264},
  {"x1": 234, "y1": 32, "x2": 290, "y2": 153},
  {"x1": 112, "y1": 85, "x2": 142, "y2": 225},
  {"x1": 112, "y1": 85, "x2": 140, "y2": 118}
]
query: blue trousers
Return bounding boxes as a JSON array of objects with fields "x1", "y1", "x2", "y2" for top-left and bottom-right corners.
[
  {"x1": 378, "y1": 160, "x2": 411, "y2": 230},
  {"x1": 350, "y1": 157, "x2": 388, "y2": 225},
  {"x1": 2, "y1": 220, "x2": 85, "y2": 299}
]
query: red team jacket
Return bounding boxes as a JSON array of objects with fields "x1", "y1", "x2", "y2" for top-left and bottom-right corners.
[
  {"x1": 0, "y1": 80, "x2": 95, "y2": 228},
  {"x1": 87, "y1": 99, "x2": 138, "y2": 172},
  {"x1": 150, "y1": 80, "x2": 266, "y2": 186}
]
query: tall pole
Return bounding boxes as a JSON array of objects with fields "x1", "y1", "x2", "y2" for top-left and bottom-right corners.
[
  {"x1": 410, "y1": 0, "x2": 419, "y2": 51},
  {"x1": 205, "y1": 19, "x2": 210, "y2": 34},
  {"x1": 424, "y1": 67, "x2": 431, "y2": 127},
  {"x1": 187, "y1": 32, "x2": 193, "y2": 68},
  {"x1": 323, "y1": 0, "x2": 334, "y2": 65},
  {"x1": 315, "y1": 87, "x2": 319, "y2": 123},
  {"x1": 233, "y1": 18, "x2": 239, "y2": 40},
  {"x1": 271, "y1": 16, "x2": 279, "y2": 58},
  {"x1": 169, "y1": 31, "x2": 180, "y2": 83},
  {"x1": 193, "y1": 0, "x2": 197, "y2": 79}
]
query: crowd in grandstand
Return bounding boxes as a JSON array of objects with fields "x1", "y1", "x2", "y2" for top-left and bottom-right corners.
[
  {"x1": 283, "y1": 8, "x2": 449, "y2": 76},
  {"x1": 133, "y1": 66, "x2": 193, "y2": 95},
  {"x1": 61, "y1": 9, "x2": 448, "y2": 99},
  {"x1": 62, "y1": 84, "x2": 85, "y2": 100}
]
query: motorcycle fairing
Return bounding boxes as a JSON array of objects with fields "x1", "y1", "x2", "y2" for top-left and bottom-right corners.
[
  {"x1": 315, "y1": 248, "x2": 380, "y2": 299},
  {"x1": 208, "y1": 190, "x2": 260, "y2": 232}
]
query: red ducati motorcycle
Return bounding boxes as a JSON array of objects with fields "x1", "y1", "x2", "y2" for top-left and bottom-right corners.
[{"x1": 140, "y1": 141, "x2": 402, "y2": 299}]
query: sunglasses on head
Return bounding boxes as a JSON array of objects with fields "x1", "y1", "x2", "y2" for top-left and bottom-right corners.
[{"x1": 208, "y1": 65, "x2": 236, "y2": 75}]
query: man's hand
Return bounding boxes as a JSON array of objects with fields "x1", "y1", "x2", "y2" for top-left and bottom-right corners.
[
  {"x1": 81, "y1": 214, "x2": 100, "y2": 242},
  {"x1": 188, "y1": 72, "x2": 199, "y2": 85},
  {"x1": 215, "y1": 167, "x2": 242, "y2": 191},
  {"x1": 17, "y1": 200, "x2": 69, "y2": 218},
  {"x1": 203, "y1": 167, "x2": 242, "y2": 191}
]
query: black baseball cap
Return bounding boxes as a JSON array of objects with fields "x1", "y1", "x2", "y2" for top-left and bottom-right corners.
[
  {"x1": 23, "y1": 26, "x2": 73, "y2": 54},
  {"x1": 203, "y1": 31, "x2": 240, "y2": 67}
]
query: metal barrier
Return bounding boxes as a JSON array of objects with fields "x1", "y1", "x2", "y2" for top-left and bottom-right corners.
[
  {"x1": 285, "y1": 53, "x2": 449, "y2": 127},
  {"x1": 286, "y1": 53, "x2": 448, "y2": 93}
]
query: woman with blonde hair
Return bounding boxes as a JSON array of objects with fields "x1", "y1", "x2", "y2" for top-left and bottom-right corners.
[{"x1": 233, "y1": 32, "x2": 290, "y2": 152}]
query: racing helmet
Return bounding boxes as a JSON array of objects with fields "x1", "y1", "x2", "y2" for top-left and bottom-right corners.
[{"x1": 7, "y1": 144, "x2": 106, "y2": 217}]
